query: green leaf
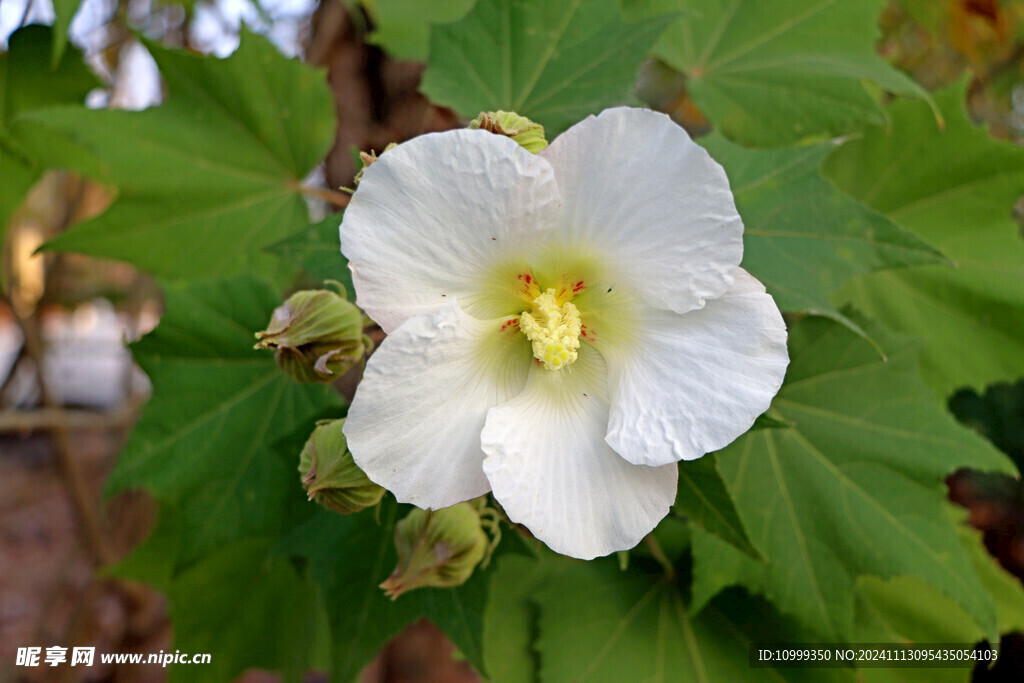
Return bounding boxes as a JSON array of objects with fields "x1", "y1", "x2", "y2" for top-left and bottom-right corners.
[
  {"x1": 106, "y1": 275, "x2": 343, "y2": 566},
  {"x1": 369, "y1": 0, "x2": 476, "y2": 60},
  {"x1": 675, "y1": 454, "x2": 760, "y2": 560},
  {"x1": 854, "y1": 574, "x2": 982, "y2": 642},
  {"x1": 482, "y1": 552, "x2": 560, "y2": 683},
  {"x1": 531, "y1": 555, "x2": 849, "y2": 682},
  {"x1": 1, "y1": 26, "x2": 96, "y2": 117},
  {"x1": 702, "y1": 135, "x2": 946, "y2": 330},
  {"x1": 266, "y1": 213, "x2": 354, "y2": 297},
  {"x1": 949, "y1": 380, "x2": 1024, "y2": 472},
  {"x1": 104, "y1": 502, "x2": 184, "y2": 592},
  {"x1": 620, "y1": 0, "x2": 691, "y2": 21},
  {"x1": 852, "y1": 573, "x2": 984, "y2": 683},
  {"x1": 29, "y1": 31, "x2": 336, "y2": 281},
  {"x1": 0, "y1": 159, "x2": 36, "y2": 285},
  {"x1": 823, "y1": 83, "x2": 1024, "y2": 393},
  {"x1": 167, "y1": 538, "x2": 329, "y2": 682},
  {"x1": 841, "y1": 272, "x2": 1024, "y2": 395},
  {"x1": 0, "y1": 26, "x2": 98, "y2": 287},
  {"x1": 689, "y1": 523, "x2": 765, "y2": 614},
  {"x1": 51, "y1": 0, "x2": 81, "y2": 65},
  {"x1": 651, "y1": 0, "x2": 932, "y2": 147},
  {"x1": 708, "y1": 316, "x2": 1014, "y2": 642},
  {"x1": 752, "y1": 413, "x2": 791, "y2": 430},
  {"x1": 279, "y1": 501, "x2": 497, "y2": 680},
  {"x1": 848, "y1": 508, "x2": 1021, "y2": 683},
  {"x1": 421, "y1": 0, "x2": 669, "y2": 135},
  {"x1": 958, "y1": 515, "x2": 1024, "y2": 636}
]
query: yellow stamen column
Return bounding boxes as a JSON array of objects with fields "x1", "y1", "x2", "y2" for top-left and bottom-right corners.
[{"x1": 519, "y1": 289, "x2": 582, "y2": 371}]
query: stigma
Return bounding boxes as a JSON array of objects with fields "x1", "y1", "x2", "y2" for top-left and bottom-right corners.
[{"x1": 520, "y1": 289, "x2": 582, "y2": 371}]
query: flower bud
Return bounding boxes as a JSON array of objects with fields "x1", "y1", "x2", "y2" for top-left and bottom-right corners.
[
  {"x1": 380, "y1": 503, "x2": 488, "y2": 599},
  {"x1": 469, "y1": 111, "x2": 548, "y2": 153},
  {"x1": 298, "y1": 419, "x2": 385, "y2": 514},
  {"x1": 254, "y1": 285, "x2": 369, "y2": 383},
  {"x1": 353, "y1": 142, "x2": 397, "y2": 187}
]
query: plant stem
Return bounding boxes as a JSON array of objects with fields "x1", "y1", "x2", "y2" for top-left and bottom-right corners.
[
  {"x1": 644, "y1": 534, "x2": 676, "y2": 581},
  {"x1": 298, "y1": 183, "x2": 351, "y2": 208},
  {"x1": 2, "y1": 293, "x2": 110, "y2": 567}
]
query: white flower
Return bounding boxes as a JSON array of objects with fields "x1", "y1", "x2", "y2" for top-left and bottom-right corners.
[{"x1": 339, "y1": 108, "x2": 789, "y2": 560}]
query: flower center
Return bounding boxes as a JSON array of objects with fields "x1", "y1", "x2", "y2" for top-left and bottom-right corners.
[{"x1": 519, "y1": 289, "x2": 582, "y2": 371}]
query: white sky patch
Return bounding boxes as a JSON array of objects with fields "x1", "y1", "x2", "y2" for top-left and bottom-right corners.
[{"x1": 108, "y1": 40, "x2": 162, "y2": 109}]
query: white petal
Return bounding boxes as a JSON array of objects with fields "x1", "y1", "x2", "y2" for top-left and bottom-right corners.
[
  {"x1": 481, "y1": 347, "x2": 678, "y2": 560},
  {"x1": 340, "y1": 129, "x2": 561, "y2": 334},
  {"x1": 345, "y1": 300, "x2": 532, "y2": 509},
  {"x1": 604, "y1": 269, "x2": 789, "y2": 467},
  {"x1": 539, "y1": 107, "x2": 743, "y2": 315}
]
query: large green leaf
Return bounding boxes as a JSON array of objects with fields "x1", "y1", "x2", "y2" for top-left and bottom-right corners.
[
  {"x1": 675, "y1": 454, "x2": 759, "y2": 559},
  {"x1": 481, "y1": 552, "x2": 558, "y2": 683},
  {"x1": 959, "y1": 518, "x2": 1024, "y2": 637},
  {"x1": 529, "y1": 555, "x2": 848, "y2": 682},
  {"x1": 30, "y1": 32, "x2": 335, "y2": 281},
  {"x1": 0, "y1": 26, "x2": 98, "y2": 286},
  {"x1": 823, "y1": 84, "x2": 1024, "y2": 393},
  {"x1": 688, "y1": 523, "x2": 764, "y2": 615},
  {"x1": 690, "y1": 507, "x2": 1007, "y2": 669},
  {"x1": 651, "y1": 0, "x2": 930, "y2": 147},
  {"x1": 0, "y1": 26, "x2": 96, "y2": 118},
  {"x1": 278, "y1": 501, "x2": 498, "y2": 680},
  {"x1": 369, "y1": 0, "x2": 477, "y2": 61},
  {"x1": 849, "y1": 510, "x2": 1022, "y2": 683},
  {"x1": 106, "y1": 275, "x2": 343, "y2": 566},
  {"x1": 705, "y1": 317, "x2": 1013, "y2": 642},
  {"x1": 167, "y1": 538, "x2": 329, "y2": 683},
  {"x1": 421, "y1": 0, "x2": 669, "y2": 135},
  {"x1": 702, "y1": 135, "x2": 945, "y2": 328},
  {"x1": 620, "y1": 0, "x2": 693, "y2": 20},
  {"x1": 266, "y1": 213, "x2": 354, "y2": 298},
  {"x1": 852, "y1": 573, "x2": 985, "y2": 683}
]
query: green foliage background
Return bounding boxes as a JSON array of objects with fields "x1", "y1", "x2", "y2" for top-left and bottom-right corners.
[{"x1": 3, "y1": 0, "x2": 1024, "y2": 680}]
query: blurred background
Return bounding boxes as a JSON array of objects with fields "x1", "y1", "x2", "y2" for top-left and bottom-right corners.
[{"x1": 1, "y1": 0, "x2": 1023, "y2": 680}]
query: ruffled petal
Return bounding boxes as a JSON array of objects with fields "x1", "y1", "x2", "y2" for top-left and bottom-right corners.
[
  {"x1": 539, "y1": 107, "x2": 743, "y2": 315},
  {"x1": 603, "y1": 269, "x2": 789, "y2": 467},
  {"x1": 340, "y1": 129, "x2": 561, "y2": 333},
  {"x1": 345, "y1": 301, "x2": 532, "y2": 508},
  {"x1": 481, "y1": 347, "x2": 678, "y2": 559}
]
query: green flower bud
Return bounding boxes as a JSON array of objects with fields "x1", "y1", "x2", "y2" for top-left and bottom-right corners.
[
  {"x1": 298, "y1": 419, "x2": 385, "y2": 514},
  {"x1": 469, "y1": 111, "x2": 548, "y2": 153},
  {"x1": 254, "y1": 285, "x2": 370, "y2": 383},
  {"x1": 380, "y1": 503, "x2": 488, "y2": 599}
]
